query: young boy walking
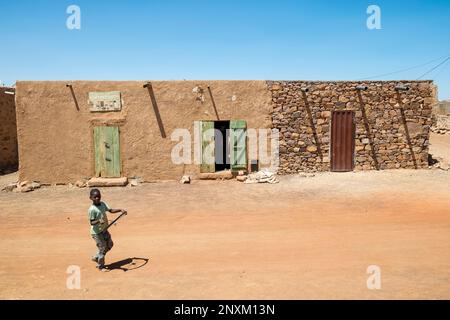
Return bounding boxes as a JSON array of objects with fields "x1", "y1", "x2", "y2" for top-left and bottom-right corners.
[{"x1": 88, "y1": 188, "x2": 127, "y2": 270}]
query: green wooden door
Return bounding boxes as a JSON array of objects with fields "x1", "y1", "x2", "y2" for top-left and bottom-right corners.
[
  {"x1": 200, "y1": 121, "x2": 215, "y2": 173},
  {"x1": 230, "y1": 120, "x2": 247, "y2": 171},
  {"x1": 94, "y1": 126, "x2": 121, "y2": 178}
]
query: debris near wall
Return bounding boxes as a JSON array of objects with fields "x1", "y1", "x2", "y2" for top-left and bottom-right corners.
[
  {"x1": 129, "y1": 177, "x2": 143, "y2": 187},
  {"x1": 180, "y1": 175, "x2": 191, "y2": 184},
  {"x1": 74, "y1": 180, "x2": 87, "y2": 188},
  {"x1": 429, "y1": 155, "x2": 450, "y2": 171},
  {"x1": 2, "y1": 181, "x2": 41, "y2": 193},
  {"x1": 431, "y1": 115, "x2": 450, "y2": 135},
  {"x1": 244, "y1": 169, "x2": 279, "y2": 184},
  {"x1": 268, "y1": 81, "x2": 435, "y2": 173}
]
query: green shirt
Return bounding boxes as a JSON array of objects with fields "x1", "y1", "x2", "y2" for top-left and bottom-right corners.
[{"x1": 88, "y1": 202, "x2": 110, "y2": 235}]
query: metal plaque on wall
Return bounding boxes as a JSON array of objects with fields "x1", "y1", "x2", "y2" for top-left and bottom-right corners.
[{"x1": 89, "y1": 91, "x2": 122, "y2": 112}]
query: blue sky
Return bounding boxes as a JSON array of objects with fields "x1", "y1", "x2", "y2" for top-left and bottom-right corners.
[{"x1": 1, "y1": 0, "x2": 449, "y2": 99}]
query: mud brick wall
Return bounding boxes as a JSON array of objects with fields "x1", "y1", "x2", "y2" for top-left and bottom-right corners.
[
  {"x1": 268, "y1": 81, "x2": 436, "y2": 173},
  {"x1": 0, "y1": 87, "x2": 18, "y2": 172},
  {"x1": 15, "y1": 81, "x2": 272, "y2": 183}
]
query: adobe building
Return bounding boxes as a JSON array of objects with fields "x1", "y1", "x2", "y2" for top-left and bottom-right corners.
[
  {"x1": 0, "y1": 87, "x2": 18, "y2": 174},
  {"x1": 14, "y1": 80, "x2": 436, "y2": 184}
]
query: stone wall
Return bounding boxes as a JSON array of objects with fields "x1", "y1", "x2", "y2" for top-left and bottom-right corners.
[
  {"x1": 0, "y1": 87, "x2": 18, "y2": 173},
  {"x1": 268, "y1": 81, "x2": 436, "y2": 173}
]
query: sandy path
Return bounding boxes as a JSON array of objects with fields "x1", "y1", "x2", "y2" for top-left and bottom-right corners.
[
  {"x1": 429, "y1": 133, "x2": 450, "y2": 165},
  {"x1": 1, "y1": 169, "x2": 450, "y2": 300}
]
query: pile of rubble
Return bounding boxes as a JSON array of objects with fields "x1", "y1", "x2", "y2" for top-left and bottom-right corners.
[
  {"x1": 179, "y1": 169, "x2": 280, "y2": 184},
  {"x1": 431, "y1": 115, "x2": 450, "y2": 135},
  {"x1": 1, "y1": 179, "x2": 90, "y2": 193},
  {"x1": 2, "y1": 181, "x2": 41, "y2": 193},
  {"x1": 429, "y1": 155, "x2": 450, "y2": 171},
  {"x1": 237, "y1": 169, "x2": 279, "y2": 184}
]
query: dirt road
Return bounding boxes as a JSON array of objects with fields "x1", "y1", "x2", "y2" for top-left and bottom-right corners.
[{"x1": 1, "y1": 167, "x2": 450, "y2": 300}]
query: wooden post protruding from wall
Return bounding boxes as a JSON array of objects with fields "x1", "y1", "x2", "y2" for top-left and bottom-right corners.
[
  {"x1": 66, "y1": 83, "x2": 80, "y2": 111},
  {"x1": 207, "y1": 85, "x2": 220, "y2": 121},
  {"x1": 144, "y1": 82, "x2": 167, "y2": 139}
]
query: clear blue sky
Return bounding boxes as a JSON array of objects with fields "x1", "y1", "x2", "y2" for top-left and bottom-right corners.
[{"x1": 1, "y1": 0, "x2": 449, "y2": 99}]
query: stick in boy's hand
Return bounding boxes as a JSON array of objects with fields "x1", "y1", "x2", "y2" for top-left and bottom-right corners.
[{"x1": 105, "y1": 210, "x2": 128, "y2": 231}]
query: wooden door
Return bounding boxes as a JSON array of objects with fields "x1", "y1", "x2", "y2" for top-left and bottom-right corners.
[
  {"x1": 94, "y1": 126, "x2": 121, "y2": 177},
  {"x1": 230, "y1": 120, "x2": 247, "y2": 172},
  {"x1": 331, "y1": 111, "x2": 355, "y2": 172},
  {"x1": 200, "y1": 121, "x2": 215, "y2": 173}
]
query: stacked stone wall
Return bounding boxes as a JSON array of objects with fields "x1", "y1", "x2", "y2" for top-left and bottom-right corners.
[{"x1": 268, "y1": 81, "x2": 436, "y2": 173}]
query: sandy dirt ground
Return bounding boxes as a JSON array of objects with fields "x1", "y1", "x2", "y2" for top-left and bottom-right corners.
[
  {"x1": 0, "y1": 134, "x2": 449, "y2": 300},
  {"x1": 429, "y1": 133, "x2": 450, "y2": 167}
]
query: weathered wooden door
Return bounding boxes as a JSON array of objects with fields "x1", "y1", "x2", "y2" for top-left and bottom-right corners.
[
  {"x1": 200, "y1": 121, "x2": 215, "y2": 173},
  {"x1": 94, "y1": 126, "x2": 121, "y2": 177},
  {"x1": 230, "y1": 120, "x2": 247, "y2": 172},
  {"x1": 331, "y1": 111, "x2": 355, "y2": 172}
]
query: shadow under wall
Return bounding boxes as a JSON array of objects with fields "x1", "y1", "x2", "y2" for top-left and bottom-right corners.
[{"x1": 357, "y1": 92, "x2": 380, "y2": 170}]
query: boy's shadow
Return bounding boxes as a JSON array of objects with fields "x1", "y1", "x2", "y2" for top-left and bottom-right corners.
[{"x1": 103, "y1": 257, "x2": 149, "y2": 272}]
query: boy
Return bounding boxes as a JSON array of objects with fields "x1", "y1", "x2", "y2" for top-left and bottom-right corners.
[{"x1": 88, "y1": 188, "x2": 127, "y2": 270}]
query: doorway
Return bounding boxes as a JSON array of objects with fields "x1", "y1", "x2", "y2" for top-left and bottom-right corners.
[
  {"x1": 93, "y1": 126, "x2": 121, "y2": 177},
  {"x1": 331, "y1": 111, "x2": 355, "y2": 172},
  {"x1": 214, "y1": 121, "x2": 230, "y2": 172},
  {"x1": 199, "y1": 120, "x2": 247, "y2": 173}
]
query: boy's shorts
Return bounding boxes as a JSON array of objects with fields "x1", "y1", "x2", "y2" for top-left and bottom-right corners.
[{"x1": 92, "y1": 230, "x2": 114, "y2": 267}]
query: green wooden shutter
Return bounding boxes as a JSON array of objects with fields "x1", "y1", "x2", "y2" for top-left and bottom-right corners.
[
  {"x1": 200, "y1": 121, "x2": 215, "y2": 173},
  {"x1": 94, "y1": 127, "x2": 103, "y2": 177},
  {"x1": 230, "y1": 120, "x2": 247, "y2": 171},
  {"x1": 93, "y1": 126, "x2": 121, "y2": 178},
  {"x1": 109, "y1": 127, "x2": 121, "y2": 177}
]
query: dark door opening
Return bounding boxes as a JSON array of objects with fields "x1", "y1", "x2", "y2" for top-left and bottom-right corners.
[
  {"x1": 331, "y1": 110, "x2": 355, "y2": 172},
  {"x1": 214, "y1": 121, "x2": 230, "y2": 172}
]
